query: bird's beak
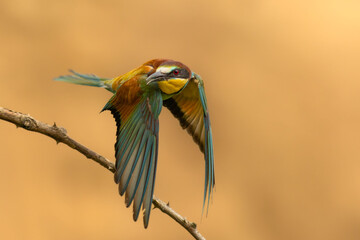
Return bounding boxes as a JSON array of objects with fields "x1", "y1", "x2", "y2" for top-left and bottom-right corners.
[{"x1": 146, "y1": 71, "x2": 166, "y2": 85}]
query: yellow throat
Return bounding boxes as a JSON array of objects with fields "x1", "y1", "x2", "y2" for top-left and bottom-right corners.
[{"x1": 158, "y1": 78, "x2": 188, "y2": 94}]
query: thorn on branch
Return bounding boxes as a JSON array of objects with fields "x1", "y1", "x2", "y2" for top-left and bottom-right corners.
[
  {"x1": 190, "y1": 222, "x2": 197, "y2": 229},
  {"x1": 52, "y1": 122, "x2": 67, "y2": 135}
]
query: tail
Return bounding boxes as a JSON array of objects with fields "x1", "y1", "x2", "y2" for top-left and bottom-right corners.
[{"x1": 54, "y1": 70, "x2": 114, "y2": 92}]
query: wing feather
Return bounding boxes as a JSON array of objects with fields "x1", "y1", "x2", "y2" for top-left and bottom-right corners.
[
  {"x1": 106, "y1": 76, "x2": 163, "y2": 228},
  {"x1": 163, "y1": 74, "x2": 215, "y2": 213}
]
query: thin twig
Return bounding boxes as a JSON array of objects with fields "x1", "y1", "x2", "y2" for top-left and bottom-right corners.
[
  {"x1": 0, "y1": 106, "x2": 205, "y2": 240},
  {"x1": 152, "y1": 197, "x2": 205, "y2": 240}
]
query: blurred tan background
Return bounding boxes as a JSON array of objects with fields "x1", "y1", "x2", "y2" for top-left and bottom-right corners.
[{"x1": 1, "y1": 0, "x2": 360, "y2": 239}]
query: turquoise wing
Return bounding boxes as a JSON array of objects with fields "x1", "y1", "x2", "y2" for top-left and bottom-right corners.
[
  {"x1": 105, "y1": 84, "x2": 163, "y2": 228},
  {"x1": 163, "y1": 73, "x2": 215, "y2": 215}
]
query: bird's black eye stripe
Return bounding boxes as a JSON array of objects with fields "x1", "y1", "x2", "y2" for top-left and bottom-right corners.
[{"x1": 169, "y1": 69, "x2": 190, "y2": 78}]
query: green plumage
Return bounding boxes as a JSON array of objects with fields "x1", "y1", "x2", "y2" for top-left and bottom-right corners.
[
  {"x1": 55, "y1": 70, "x2": 114, "y2": 93},
  {"x1": 55, "y1": 59, "x2": 215, "y2": 229}
]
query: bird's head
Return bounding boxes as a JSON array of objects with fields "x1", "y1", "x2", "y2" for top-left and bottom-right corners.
[{"x1": 146, "y1": 60, "x2": 192, "y2": 95}]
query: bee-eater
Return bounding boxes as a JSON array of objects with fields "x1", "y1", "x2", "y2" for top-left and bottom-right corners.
[{"x1": 55, "y1": 59, "x2": 214, "y2": 228}]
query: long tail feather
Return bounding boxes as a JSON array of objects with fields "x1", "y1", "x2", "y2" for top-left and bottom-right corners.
[{"x1": 54, "y1": 70, "x2": 113, "y2": 92}]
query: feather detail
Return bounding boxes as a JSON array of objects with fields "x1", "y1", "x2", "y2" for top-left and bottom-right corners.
[
  {"x1": 163, "y1": 74, "x2": 215, "y2": 215},
  {"x1": 54, "y1": 70, "x2": 114, "y2": 92},
  {"x1": 109, "y1": 79, "x2": 162, "y2": 228}
]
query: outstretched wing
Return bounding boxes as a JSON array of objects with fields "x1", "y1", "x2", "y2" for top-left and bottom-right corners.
[
  {"x1": 104, "y1": 79, "x2": 163, "y2": 228},
  {"x1": 163, "y1": 73, "x2": 214, "y2": 213}
]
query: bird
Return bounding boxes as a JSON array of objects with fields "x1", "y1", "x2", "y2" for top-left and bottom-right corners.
[{"x1": 55, "y1": 59, "x2": 214, "y2": 228}]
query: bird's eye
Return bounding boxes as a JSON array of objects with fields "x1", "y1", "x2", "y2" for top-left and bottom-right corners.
[{"x1": 172, "y1": 69, "x2": 180, "y2": 76}]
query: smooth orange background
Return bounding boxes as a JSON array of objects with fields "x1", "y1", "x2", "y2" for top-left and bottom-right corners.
[{"x1": 1, "y1": 1, "x2": 360, "y2": 239}]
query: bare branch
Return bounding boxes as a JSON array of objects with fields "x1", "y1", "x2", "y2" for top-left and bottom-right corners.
[
  {"x1": 0, "y1": 106, "x2": 205, "y2": 240},
  {"x1": 152, "y1": 197, "x2": 205, "y2": 240}
]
